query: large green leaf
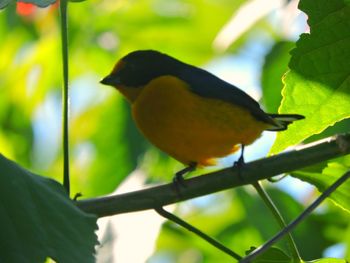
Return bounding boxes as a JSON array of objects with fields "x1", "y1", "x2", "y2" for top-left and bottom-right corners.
[
  {"x1": 0, "y1": 154, "x2": 97, "y2": 263},
  {"x1": 271, "y1": 0, "x2": 350, "y2": 153},
  {"x1": 291, "y1": 155, "x2": 350, "y2": 213}
]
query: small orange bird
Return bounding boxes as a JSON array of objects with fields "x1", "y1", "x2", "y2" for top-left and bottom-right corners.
[{"x1": 101, "y1": 50, "x2": 304, "y2": 178}]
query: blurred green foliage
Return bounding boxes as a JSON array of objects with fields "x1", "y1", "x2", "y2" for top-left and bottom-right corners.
[
  {"x1": 152, "y1": 187, "x2": 350, "y2": 262},
  {"x1": 0, "y1": 0, "x2": 249, "y2": 197},
  {"x1": 261, "y1": 41, "x2": 295, "y2": 113},
  {"x1": 0, "y1": 0, "x2": 349, "y2": 262}
]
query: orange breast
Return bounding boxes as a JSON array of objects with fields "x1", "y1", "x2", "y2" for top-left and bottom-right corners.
[{"x1": 130, "y1": 76, "x2": 269, "y2": 166}]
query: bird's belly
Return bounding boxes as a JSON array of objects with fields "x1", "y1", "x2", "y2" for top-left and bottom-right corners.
[{"x1": 132, "y1": 76, "x2": 268, "y2": 166}]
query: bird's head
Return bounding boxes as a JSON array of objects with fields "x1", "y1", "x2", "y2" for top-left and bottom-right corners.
[{"x1": 101, "y1": 50, "x2": 180, "y2": 88}]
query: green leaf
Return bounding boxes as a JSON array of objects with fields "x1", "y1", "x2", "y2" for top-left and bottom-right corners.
[
  {"x1": 245, "y1": 246, "x2": 291, "y2": 263},
  {"x1": 261, "y1": 41, "x2": 295, "y2": 113},
  {"x1": 305, "y1": 259, "x2": 347, "y2": 263},
  {"x1": 271, "y1": 0, "x2": 350, "y2": 154},
  {"x1": 0, "y1": 154, "x2": 97, "y2": 263},
  {"x1": 291, "y1": 155, "x2": 350, "y2": 213}
]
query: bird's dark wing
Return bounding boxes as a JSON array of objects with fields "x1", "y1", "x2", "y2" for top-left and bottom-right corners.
[{"x1": 177, "y1": 65, "x2": 275, "y2": 125}]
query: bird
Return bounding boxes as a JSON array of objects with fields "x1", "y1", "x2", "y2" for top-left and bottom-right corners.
[{"x1": 101, "y1": 50, "x2": 304, "y2": 180}]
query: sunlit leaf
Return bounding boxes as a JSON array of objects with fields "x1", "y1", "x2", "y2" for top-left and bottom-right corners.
[
  {"x1": 291, "y1": 155, "x2": 350, "y2": 213},
  {"x1": 0, "y1": 154, "x2": 97, "y2": 262},
  {"x1": 271, "y1": 0, "x2": 350, "y2": 153}
]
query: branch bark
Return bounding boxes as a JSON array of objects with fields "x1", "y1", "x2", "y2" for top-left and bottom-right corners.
[{"x1": 76, "y1": 134, "x2": 350, "y2": 217}]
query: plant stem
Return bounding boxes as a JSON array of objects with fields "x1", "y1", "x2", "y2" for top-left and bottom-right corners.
[
  {"x1": 252, "y1": 182, "x2": 301, "y2": 261},
  {"x1": 155, "y1": 207, "x2": 242, "y2": 261},
  {"x1": 59, "y1": 0, "x2": 70, "y2": 195},
  {"x1": 242, "y1": 171, "x2": 350, "y2": 263}
]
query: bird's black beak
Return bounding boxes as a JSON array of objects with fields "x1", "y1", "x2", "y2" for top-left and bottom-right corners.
[{"x1": 100, "y1": 74, "x2": 121, "y2": 86}]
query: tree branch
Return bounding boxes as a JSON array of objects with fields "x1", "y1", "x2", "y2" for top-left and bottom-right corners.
[{"x1": 76, "y1": 134, "x2": 350, "y2": 217}]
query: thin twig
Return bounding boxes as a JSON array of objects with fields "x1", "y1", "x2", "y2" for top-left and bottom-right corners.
[
  {"x1": 252, "y1": 182, "x2": 301, "y2": 261},
  {"x1": 241, "y1": 171, "x2": 350, "y2": 263},
  {"x1": 155, "y1": 207, "x2": 242, "y2": 261},
  {"x1": 76, "y1": 134, "x2": 350, "y2": 217},
  {"x1": 59, "y1": 0, "x2": 70, "y2": 195}
]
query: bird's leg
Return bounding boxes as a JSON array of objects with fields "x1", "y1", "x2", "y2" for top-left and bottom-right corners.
[
  {"x1": 173, "y1": 162, "x2": 197, "y2": 188},
  {"x1": 233, "y1": 145, "x2": 245, "y2": 179},
  {"x1": 234, "y1": 145, "x2": 245, "y2": 167}
]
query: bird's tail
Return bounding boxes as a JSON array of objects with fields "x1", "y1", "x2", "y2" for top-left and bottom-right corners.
[{"x1": 266, "y1": 114, "x2": 305, "y2": 131}]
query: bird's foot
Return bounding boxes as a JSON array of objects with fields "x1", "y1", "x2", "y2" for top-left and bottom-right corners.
[{"x1": 172, "y1": 162, "x2": 196, "y2": 195}]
